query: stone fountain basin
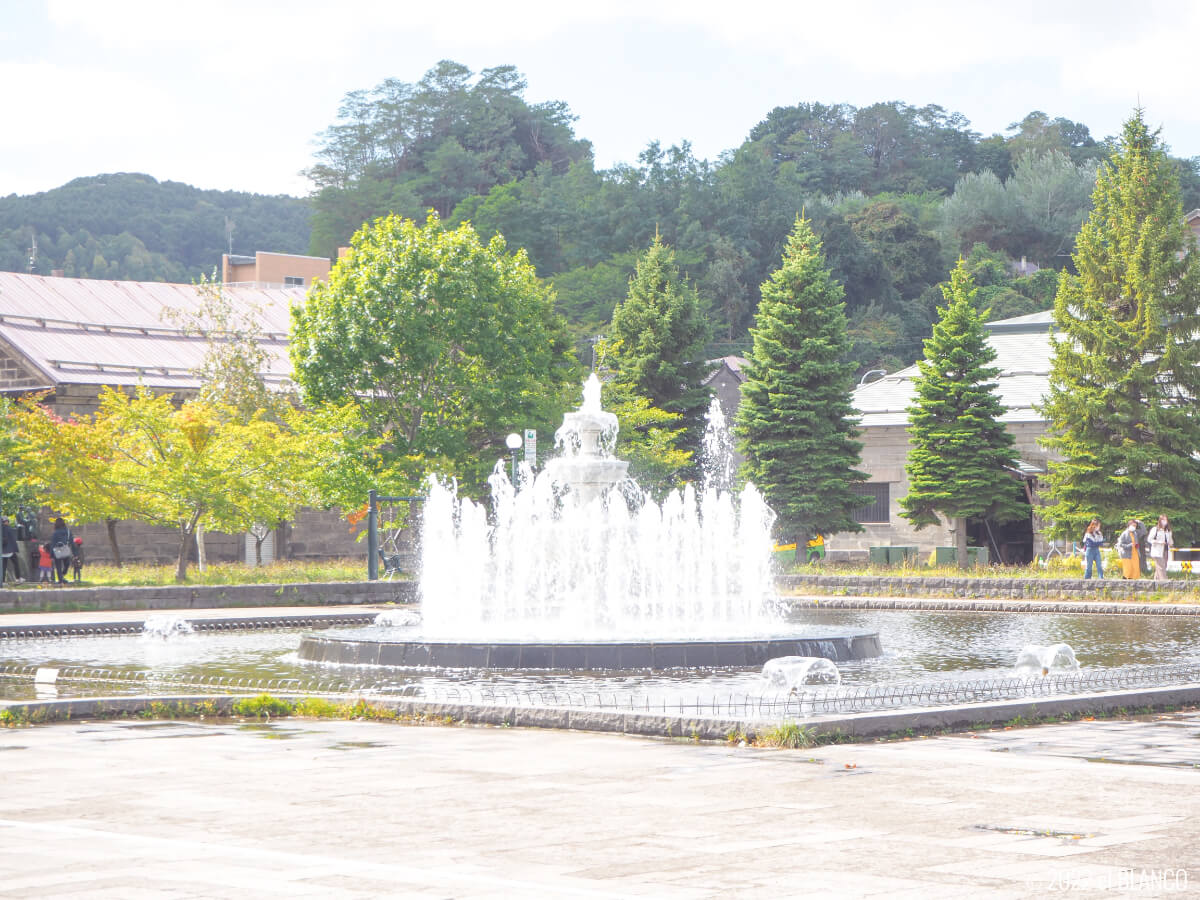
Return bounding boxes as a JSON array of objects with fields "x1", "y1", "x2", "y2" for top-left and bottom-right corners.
[{"x1": 297, "y1": 628, "x2": 882, "y2": 670}]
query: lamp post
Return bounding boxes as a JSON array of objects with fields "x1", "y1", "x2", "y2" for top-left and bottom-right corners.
[
  {"x1": 505, "y1": 432, "x2": 522, "y2": 485},
  {"x1": 859, "y1": 368, "x2": 887, "y2": 386}
]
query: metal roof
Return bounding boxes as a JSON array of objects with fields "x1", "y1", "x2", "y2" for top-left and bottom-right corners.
[
  {"x1": 853, "y1": 312, "x2": 1054, "y2": 428},
  {"x1": 0, "y1": 272, "x2": 303, "y2": 391},
  {"x1": 702, "y1": 356, "x2": 749, "y2": 385}
]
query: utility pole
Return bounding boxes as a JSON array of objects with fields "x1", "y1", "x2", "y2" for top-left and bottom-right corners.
[{"x1": 27, "y1": 231, "x2": 37, "y2": 275}]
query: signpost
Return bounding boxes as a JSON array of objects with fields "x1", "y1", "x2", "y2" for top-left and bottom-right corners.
[{"x1": 524, "y1": 428, "x2": 537, "y2": 467}]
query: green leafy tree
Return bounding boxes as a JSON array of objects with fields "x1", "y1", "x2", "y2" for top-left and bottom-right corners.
[
  {"x1": 1040, "y1": 110, "x2": 1200, "y2": 538},
  {"x1": 161, "y1": 273, "x2": 287, "y2": 421},
  {"x1": 899, "y1": 260, "x2": 1024, "y2": 567},
  {"x1": 14, "y1": 395, "x2": 136, "y2": 565},
  {"x1": 606, "y1": 235, "x2": 710, "y2": 445},
  {"x1": 736, "y1": 217, "x2": 867, "y2": 540},
  {"x1": 107, "y1": 389, "x2": 303, "y2": 581},
  {"x1": 290, "y1": 212, "x2": 578, "y2": 491},
  {"x1": 0, "y1": 398, "x2": 38, "y2": 513}
]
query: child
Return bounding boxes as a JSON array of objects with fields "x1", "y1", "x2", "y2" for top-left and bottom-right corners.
[
  {"x1": 71, "y1": 537, "x2": 84, "y2": 583},
  {"x1": 37, "y1": 543, "x2": 53, "y2": 584}
]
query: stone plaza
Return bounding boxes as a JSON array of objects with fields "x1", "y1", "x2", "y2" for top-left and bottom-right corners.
[{"x1": 1, "y1": 711, "x2": 1196, "y2": 897}]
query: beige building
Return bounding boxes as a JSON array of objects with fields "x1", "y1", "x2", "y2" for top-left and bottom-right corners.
[
  {"x1": 835, "y1": 311, "x2": 1055, "y2": 563},
  {"x1": 221, "y1": 250, "x2": 332, "y2": 290}
]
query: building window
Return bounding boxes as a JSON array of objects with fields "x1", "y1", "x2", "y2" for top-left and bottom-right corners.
[
  {"x1": 284, "y1": 276, "x2": 304, "y2": 287},
  {"x1": 851, "y1": 483, "x2": 889, "y2": 524}
]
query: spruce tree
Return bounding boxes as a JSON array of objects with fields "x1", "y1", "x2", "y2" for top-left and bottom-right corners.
[
  {"x1": 736, "y1": 217, "x2": 866, "y2": 540},
  {"x1": 900, "y1": 260, "x2": 1024, "y2": 567},
  {"x1": 1040, "y1": 110, "x2": 1200, "y2": 539},
  {"x1": 607, "y1": 235, "x2": 710, "y2": 436}
]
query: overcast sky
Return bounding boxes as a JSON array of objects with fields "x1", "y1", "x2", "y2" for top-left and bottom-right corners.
[{"x1": 3, "y1": 0, "x2": 1198, "y2": 199}]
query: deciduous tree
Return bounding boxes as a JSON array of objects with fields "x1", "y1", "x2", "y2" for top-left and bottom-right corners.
[{"x1": 290, "y1": 212, "x2": 578, "y2": 492}]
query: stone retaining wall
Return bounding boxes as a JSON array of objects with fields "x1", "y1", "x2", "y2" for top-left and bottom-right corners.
[
  {"x1": 779, "y1": 572, "x2": 1200, "y2": 601},
  {"x1": 0, "y1": 580, "x2": 416, "y2": 614}
]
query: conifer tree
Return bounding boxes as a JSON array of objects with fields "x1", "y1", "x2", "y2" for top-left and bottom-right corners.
[
  {"x1": 900, "y1": 260, "x2": 1024, "y2": 567},
  {"x1": 736, "y1": 217, "x2": 866, "y2": 540},
  {"x1": 1040, "y1": 110, "x2": 1200, "y2": 538},
  {"x1": 607, "y1": 235, "x2": 710, "y2": 438}
]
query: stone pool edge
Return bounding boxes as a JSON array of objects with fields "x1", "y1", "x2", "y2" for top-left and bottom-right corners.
[{"x1": 4, "y1": 682, "x2": 1200, "y2": 745}]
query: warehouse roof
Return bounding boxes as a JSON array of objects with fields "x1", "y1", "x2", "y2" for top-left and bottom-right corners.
[
  {"x1": 0, "y1": 272, "x2": 303, "y2": 392},
  {"x1": 852, "y1": 311, "x2": 1055, "y2": 428}
]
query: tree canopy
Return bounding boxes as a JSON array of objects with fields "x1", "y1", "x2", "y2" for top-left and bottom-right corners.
[
  {"x1": 736, "y1": 217, "x2": 867, "y2": 540},
  {"x1": 290, "y1": 211, "x2": 578, "y2": 492},
  {"x1": 605, "y1": 236, "x2": 710, "y2": 431},
  {"x1": 1040, "y1": 110, "x2": 1200, "y2": 539},
  {"x1": 306, "y1": 61, "x2": 591, "y2": 257},
  {"x1": 900, "y1": 260, "x2": 1024, "y2": 565}
]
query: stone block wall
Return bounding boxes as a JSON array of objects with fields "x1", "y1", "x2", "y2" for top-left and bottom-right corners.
[
  {"x1": 0, "y1": 338, "x2": 49, "y2": 390},
  {"x1": 29, "y1": 507, "x2": 370, "y2": 567},
  {"x1": 780, "y1": 572, "x2": 1200, "y2": 601}
]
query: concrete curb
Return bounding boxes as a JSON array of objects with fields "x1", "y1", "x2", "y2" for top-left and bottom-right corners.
[
  {"x1": 5, "y1": 683, "x2": 1200, "y2": 744},
  {"x1": 0, "y1": 580, "x2": 416, "y2": 614}
]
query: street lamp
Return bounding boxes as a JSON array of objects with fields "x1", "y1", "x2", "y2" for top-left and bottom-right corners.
[
  {"x1": 505, "y1": 432, "x2": 523, "y2": 485},
  {"x1": 859, "y1": 368, "x2": 887, "y2": 386}
]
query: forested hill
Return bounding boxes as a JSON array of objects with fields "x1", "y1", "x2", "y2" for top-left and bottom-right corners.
[
  {"x1": 0, "y1": 173, "x2": 311, "y2": 283},
  {"x1": 8, "y1": 58, "x2": 1200, "y2": 374},
  {"x1": 306, "y1": 62, "x2": 1200, "y2": 369}
]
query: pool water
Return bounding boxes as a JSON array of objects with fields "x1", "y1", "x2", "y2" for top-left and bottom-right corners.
[{"x1": 3, "y1": 607, "x2": 1198, "y2": 704}]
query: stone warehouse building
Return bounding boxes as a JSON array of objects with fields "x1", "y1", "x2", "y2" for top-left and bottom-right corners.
[
  {"x1": 837, "y1": 311, "x2": 1056, "y2": 563},
  {"x1": 0, "y1": 267, "x2": 363, "y2": 565}
]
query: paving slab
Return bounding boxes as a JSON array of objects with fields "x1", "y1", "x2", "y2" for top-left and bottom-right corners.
[{"x1": 2, "y1": 714, "x2": 1198, "y2": 897}]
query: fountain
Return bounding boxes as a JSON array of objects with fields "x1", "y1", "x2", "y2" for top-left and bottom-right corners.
[
  {"x1": 299, "y1": 376, "x2": 881, "y2": 669},
  {"x1": 1014, "y1": 643, "x2": 1080, "y2": 675},
  {"x1": 762, "y1": 656, "x2": 842, "y2": 690},
  {"x1": 141, "y1": 615, "x2": 195, "y2": 639}
]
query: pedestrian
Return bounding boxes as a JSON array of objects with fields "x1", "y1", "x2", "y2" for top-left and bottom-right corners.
[
  {"x1": 37, "y1": 543, "x2": 53, "y2": 583},
  {"x1": 1135, "y1": 518, "x2": 1151, "y2": 576},
  {"x1": 1082, "y1": 519, "x2": 1105, "y2": 580},
  {"x1": 49, "y1": 517, "x2": 72, "y2": 585},
  {"x1": 0, "y1": 516, "x2": 17, "y2": 586},
  {"x1": 1148, "y1": 515, "x2": 1174, "y2": 582},
  {"x1": 1117, "y1": 519, "x2": 1141, "y2": 579},
  {"x1": 71, "y1": 537, "x2": 84, "y2": 583}
]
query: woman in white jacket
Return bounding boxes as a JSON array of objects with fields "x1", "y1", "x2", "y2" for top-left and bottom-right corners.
[{"x1": 1147, "y1": 515, "x2": 1174, "y2": 582}]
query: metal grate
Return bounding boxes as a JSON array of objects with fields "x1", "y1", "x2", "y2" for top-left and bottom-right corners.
[{"x1": 851, "y1": 483, "x2": 890, "y2": 524}]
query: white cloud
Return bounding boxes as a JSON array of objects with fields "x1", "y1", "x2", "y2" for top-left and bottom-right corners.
[{"x1": 0, "y1": 61, "x2": 173, "y2": 150}]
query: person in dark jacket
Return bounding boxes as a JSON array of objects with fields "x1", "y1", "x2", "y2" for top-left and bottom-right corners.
[
  {"x1": 49, "y1": 517, "x2": 72, "y2": 585},
  {"x1": 0, "y1": 516, "x2": 17, "y2": 586},
  {"x1": 71, "y1": 537, "x2": 84, "y2": 583}
]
